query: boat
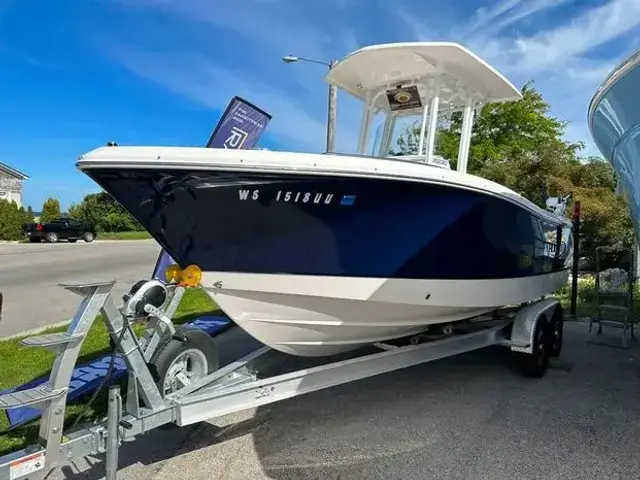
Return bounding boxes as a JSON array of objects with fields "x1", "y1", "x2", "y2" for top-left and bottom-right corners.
[
  {"x1": 588, "y1": 49, "x2": 640, "y2": 239},
  {"x1": 76, "y1": 42, "x2": 573, "y2": 357}
]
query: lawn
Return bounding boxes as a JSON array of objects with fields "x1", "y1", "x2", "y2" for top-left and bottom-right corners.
[
  {"x1": 0, "y1": 287, "x2": 218, "y2": 456},
  {"x1": 97, "y1": 231, "x2": 152, "y2": 240},
  {"x1": 555, "y1": 276, "x2": 640, "y2": 320},
  {"x1": 18, "y1": 231, "x2": 152, "y2": 243}
]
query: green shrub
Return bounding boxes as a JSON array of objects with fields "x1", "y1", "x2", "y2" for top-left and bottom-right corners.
[
  {"x1": 40, "y1": 197, "x2": 61, "y2": 223},
  {"x1": 0, "y1": 199, "x2": 31, "y2": 240},
  {"x1": 578, "y1": 284, "x2": 596, "y2": 303},
  {"x1": 69, "y1": 192, "x2": 144, "y2": 233},
  {"x1": 101, "y1": 211, "x2": 139, "y2": 232},
  {"x1": 26, "y1": 205, "x2": 34, "y2": 222}
]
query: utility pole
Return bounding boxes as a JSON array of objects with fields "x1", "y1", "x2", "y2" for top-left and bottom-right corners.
[
  {"x1": 326, "y1": 59, "x2": 337, "y2": 153},
  {"x1": 283, "y1": 55, "x2": 337, "y2": 153}
]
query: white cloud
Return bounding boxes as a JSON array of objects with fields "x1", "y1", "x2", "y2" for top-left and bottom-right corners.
[
  {"x1": 478, "y1": 0, "x2": 572, "y2": 35},
  {"x1": 511, "y1": 0, "x2": 640, "y2": 72},
  {"x1": 563, "y1": 59, "x2": 618, "y2": 84},
  {"x1": 464, "y1": 0, "x2": 573, "y2": 46},
  {"x1": 468, "y1": 0, "x2": 524, "y2": 33}
]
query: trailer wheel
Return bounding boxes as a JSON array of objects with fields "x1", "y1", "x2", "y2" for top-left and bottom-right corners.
[
  {"x1": 516, "y1": 317, "x2": 550, "y2": 378},
  {"x1": 45, "y1": 232, "x2": 58, "y2": 243},
  {"x1": 549, "y1": 306, "x2": 564, "y2": 357},
  {"x1": 150, "y1": 325, "x2": 219, "y2": 396}
]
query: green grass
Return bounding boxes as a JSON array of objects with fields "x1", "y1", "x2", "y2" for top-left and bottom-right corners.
[
  {"x1": 16, "y1": 231, "x2": 152, "y2": 242},
  {"x1": 0, "y1": 288, "x2": 218, "y2": 456},
  {"x1": 97, "y1": 231, "x2": 152, "y2": 240},
  {"x1": 554, "y1": 281, "x2": 640, "y2": 319},
  {"x1": 554, "y1": 288, "x2": 598, "y2": 318}
]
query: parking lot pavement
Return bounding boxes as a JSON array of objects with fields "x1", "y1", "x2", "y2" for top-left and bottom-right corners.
[
  {"x1": 50, "y1": 322, "x2": 640, "y2": 480},
  {"x1": 0, "y1": 240, "x2": 160, "y2": 338}
]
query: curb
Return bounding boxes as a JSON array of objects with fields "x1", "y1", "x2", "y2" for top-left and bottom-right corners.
[{"x1": 0, "y1": 319, "x2": 71, "y2": 341}]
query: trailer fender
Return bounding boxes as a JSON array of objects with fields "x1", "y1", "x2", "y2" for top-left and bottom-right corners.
[{"x1": 509, "y1": 298, "x2": 560, "y2": 354}]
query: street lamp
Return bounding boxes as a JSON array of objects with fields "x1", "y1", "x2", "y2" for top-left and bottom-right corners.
[{"x1": 282, "y1": 55, "x2": 337, "y2": 153}]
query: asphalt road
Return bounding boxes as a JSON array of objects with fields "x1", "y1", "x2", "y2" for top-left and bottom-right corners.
[
  {"x1": 50, "y1": 323, "x2": 640, "y2": 480},
  {"x1": 0, "y1": 240, "x2": 161, "y2": 338}
]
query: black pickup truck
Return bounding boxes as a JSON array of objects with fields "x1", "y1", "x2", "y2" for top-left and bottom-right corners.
[{"x1": 23, "y1": 218, "x2": 97, "y2": 243}]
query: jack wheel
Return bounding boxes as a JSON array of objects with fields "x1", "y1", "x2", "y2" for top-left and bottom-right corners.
[
  {"x1": 150, "y1": 325, "x2": 219, "y2": 396},
  {"x1": 516, "y1": 317, "x2": 550, "y2": 378}
]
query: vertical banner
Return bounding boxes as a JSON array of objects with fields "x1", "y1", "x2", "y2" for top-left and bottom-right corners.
[
  {"x1": 206, "y1": 96, "x2": 272, "y2": 149},
  {"x1": 152, "y1": 96, "x2": 272, "y2": 280},
  {"x1": 152, "y1": 248, "x2": 178, "y2": 282}
]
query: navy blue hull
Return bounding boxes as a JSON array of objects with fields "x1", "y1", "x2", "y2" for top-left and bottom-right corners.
[{"x1": 84, "y1": 169, "x2": 572, "y2": 280}]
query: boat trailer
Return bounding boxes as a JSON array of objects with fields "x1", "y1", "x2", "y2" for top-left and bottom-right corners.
[{"x1": 0, "y1": 278, "x2": 564, "y2": 480}]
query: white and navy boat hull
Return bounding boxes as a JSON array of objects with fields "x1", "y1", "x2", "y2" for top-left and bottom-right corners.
[
  {"x1": 78, "y1": 147, "x2": 573, "y2": 356},
  {"x1": 203, "y1": 271, "x2": 569, "y2": 356}
]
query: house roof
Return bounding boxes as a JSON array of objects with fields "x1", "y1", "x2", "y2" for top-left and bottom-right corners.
[{"x1": 0, "y1": 162, "x2": 29, "y2": 180}]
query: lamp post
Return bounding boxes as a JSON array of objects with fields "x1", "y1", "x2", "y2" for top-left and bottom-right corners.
[{"x1": 282, "y1": 55, "x2": 337, "y2": 153}]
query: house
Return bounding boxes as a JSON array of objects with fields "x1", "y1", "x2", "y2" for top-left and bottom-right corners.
[{"x1": 0, "y1": 162, "x2": 29, "y2": 208}]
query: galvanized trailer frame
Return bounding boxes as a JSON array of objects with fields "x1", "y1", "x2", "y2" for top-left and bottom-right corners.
[{"x1": 0, "y1": 280, "x2": 562, "y2": 480}]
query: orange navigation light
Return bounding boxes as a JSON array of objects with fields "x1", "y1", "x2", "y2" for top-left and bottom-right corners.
[
  {"x1": 164, "y1": 264, "x2": 182, "y2": 284},
  {"x1": 179, "y1": 264, "x2": 203, "y2": 288}
]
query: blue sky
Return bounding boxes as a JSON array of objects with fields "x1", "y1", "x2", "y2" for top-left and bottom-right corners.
[{"x1": 1, "y1": 0, "x2": 639, "y2": 211}]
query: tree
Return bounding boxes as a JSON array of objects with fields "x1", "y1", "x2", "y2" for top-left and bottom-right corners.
[
  {"x1": 566, "y1": 158, "x2": 634, "y2": 265},
  {"x1": 25, "y1": 205, "x2": 34, "y2": 223},
  {"x1": 40, "y1": 197, "x2": 61, "y2": 223},
  {"x1": 394, "y1": 83, "x2": 582, "y2": 198},
  {"x1": 0, "y1": 199, "x2": 23, "y2": 240},
  {"x1": 69, "y1": 191, "x2": 143, "y2": 232}
]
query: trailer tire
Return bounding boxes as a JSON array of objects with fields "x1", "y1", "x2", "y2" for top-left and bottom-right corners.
[
  {"x1": 549, "y1": 306, "x2": 564, "y2": 357},
  {"x1": 45, "y1": 232, "x2": 58, "y2": 243},
  {"x1": 150, "y1": 325, "x2": 219, "y2": 397},
  {"x1": 516, "y1": 316, "x2": 550, "y2": 378}
]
